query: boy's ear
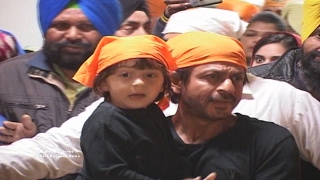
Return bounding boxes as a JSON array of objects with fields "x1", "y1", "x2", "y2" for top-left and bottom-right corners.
[{"x1": 170, "y1": 72, "x2": 181, "y2": 94}]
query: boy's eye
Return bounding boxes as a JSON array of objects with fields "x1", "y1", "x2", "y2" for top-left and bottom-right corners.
[{"x1": 146, "y1": 73, "x2": 156, "y2": 78}]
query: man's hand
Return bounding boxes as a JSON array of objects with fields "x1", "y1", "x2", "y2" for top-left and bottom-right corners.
[
  {"x1": 164, "y1": 0, "x2": 191, "y2": 17},
  {"x1": 203, "y1": 173, "x2": 217, "y2": 180},
  {"x1": 184, "y1": 172, "x2": 217, "y2": 180},
  {"x1": 0, "y1": 114, "x2": 37, "y2": 143}
]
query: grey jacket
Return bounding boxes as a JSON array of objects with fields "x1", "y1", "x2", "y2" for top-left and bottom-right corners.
[{"x1": 0, "y1": 51, "x2": 100, "y2": 133}]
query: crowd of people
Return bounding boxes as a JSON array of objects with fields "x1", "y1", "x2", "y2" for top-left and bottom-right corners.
[{"x1": 0, "y1": 0, "x2": 319, "y2": 179}]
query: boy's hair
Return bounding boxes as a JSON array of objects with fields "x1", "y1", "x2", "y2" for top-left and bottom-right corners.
[
  {"x1": 248, "y1": 11, "x2": 287, "y2": 31},
  {"x1": 93, "y1": 58, "x2": 171, "y2": 102}
]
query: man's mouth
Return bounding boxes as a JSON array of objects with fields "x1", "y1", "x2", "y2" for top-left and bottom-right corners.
[
  {"x1": 129, "y1": 94, "x2": 145, "y2": 98},
  {"x1": 62, "y1": 46, "x2": 85, "y2": 53}
]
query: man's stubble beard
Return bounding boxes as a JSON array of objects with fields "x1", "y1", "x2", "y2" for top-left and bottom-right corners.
[
  {"x1": 43, "y1": 40, "x2": 93, "y2": 71},
  {"x1": 180, "y1": 92, "x2": 233, "y2": 121},
  {"x1": 300, "y1": 50, "x2": 320, "y2": 89}
]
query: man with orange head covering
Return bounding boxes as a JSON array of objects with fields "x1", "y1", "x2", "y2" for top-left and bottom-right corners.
[
  {"x1": 249, "y1": 0, "x2": 320, "y2": 178},
  {"x1": 165, "y1": 31, "x2": 300, "y2": 179}
]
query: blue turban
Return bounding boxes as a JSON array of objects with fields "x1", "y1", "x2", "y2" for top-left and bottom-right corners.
[{"x1": 38, "y1": 0, "x2": 122, "y2": 36}]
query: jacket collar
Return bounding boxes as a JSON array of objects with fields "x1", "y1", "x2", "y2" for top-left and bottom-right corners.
[{"x1": 27, "y1": 50, "x2": 53, "y2": 71}]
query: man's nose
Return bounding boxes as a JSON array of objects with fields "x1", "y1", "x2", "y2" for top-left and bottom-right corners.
[
  {"x1": 217, "y1": 78, "x2": 235, "y2": 94},
  {"x1": 65, "y1": 26, "x2": 81, "y2": 41}
]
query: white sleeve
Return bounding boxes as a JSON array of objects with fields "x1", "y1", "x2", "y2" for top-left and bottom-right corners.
[
  {"x1": 293, "y1": 91, "x2": 320, "y2": 170},
  {"x1": 0, "y1": 98, "x2": 103, "y2": 180}
]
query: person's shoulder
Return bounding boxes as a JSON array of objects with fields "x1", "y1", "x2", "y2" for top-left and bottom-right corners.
[
  {"x1": 91, "y1": 101, "x2": 117, "y2": 116},
  {"x1": 248, "y1": 48, "x2": 301, "y2": 80},
  {"x1": 237, "y1": 113, "x2": 292, "y2": 137},
  {"x1": 247, "y1": 74, "x2": 299, "y2": 92},
  {"x1": 0, "y1": 51, "x2": 37, "y2": 70}
]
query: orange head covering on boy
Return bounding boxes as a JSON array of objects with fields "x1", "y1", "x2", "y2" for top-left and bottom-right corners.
[
  {"x1": 167, "y1": 31, "x2": 247, "y2": 70},
  {"x1": 73, "y1": 35, "x2": 176, "y2": 87}
]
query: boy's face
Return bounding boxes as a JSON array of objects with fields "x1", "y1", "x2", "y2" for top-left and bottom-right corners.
[{"x1": 99, "y1": 59, "x2": 164, "y2": 109}]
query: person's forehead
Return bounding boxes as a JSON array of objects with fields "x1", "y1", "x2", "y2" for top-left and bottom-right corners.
[
  {"x1": 123, "y1": 11, "x2": 149, "y2": 23},
  {"x1": 256, "y1": 43, "x2": 287, "y2": 54},
  {"x1": 247, "y1": 21, "x2": 278, "y2": 31},
  {"x1": 193, "y1": 62, "x2": 246, "y2": 72}
]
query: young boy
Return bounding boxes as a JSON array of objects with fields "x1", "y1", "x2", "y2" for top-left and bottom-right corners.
[{"x1": 73, "y1": 35, "x2": 188, "y2": 180}]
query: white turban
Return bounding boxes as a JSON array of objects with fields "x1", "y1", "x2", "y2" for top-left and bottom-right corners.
[
  {"x1": 162, "y1": 8, "x2": 248, "y2": 39},
  {"x1": 282, "y1": 0, "x2": 303, "y2": 35},
  {"x1": 241, "y1": 0, "x2": 266, "y2": 7}
]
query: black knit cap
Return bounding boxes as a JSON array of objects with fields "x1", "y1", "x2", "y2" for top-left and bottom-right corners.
[{"x1": 118, "y1": 0, "x2": 150, "y2": 21}]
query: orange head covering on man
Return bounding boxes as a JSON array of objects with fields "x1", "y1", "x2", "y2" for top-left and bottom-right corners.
[
  {"x1": 166, "y1": 31, "x2": 247, "y2": 70},
  {"x1": 73, "y1": 35, "x2": 176, "y2": 87},
  {"x1": 301, "y1": 0, "x2": 320, "y2": 42}
]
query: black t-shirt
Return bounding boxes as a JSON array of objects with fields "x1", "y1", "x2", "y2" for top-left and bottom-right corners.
[
  {"x1": 167, "y1": 113, "x2": 301, "y2": 180},
  {"x1": 79, "y1": 101, "x2": 187, "y2": 180}
]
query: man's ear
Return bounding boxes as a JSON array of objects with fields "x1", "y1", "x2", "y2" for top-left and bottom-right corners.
[{"x1": 170, "y1": 72, "x2": 182, "y2": 94}]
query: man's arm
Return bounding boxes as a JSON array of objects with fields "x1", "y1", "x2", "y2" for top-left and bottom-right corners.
[
  {"x1": 294, "y1": 90, "x2": 320, "y2": 169},
  {"x1": 0, "y1": 98, "x2": 103, "y2": 180},
  {"x1": 152, "y1": 0, "x2": 190, "y2": 38},
  {"x1": 255, "y1": 132, "x2": 301, "y2": 179}
]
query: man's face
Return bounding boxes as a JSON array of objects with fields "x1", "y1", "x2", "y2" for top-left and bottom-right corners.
[
  {"x1": 240, "y1": 21, "x2": 279, "y2": 61},
  {"x1": 300, "y1": 27, "x2": 320, "y2": 86},
  {"x1": 114, "y1": 11, "x2": 151, "y2": 37},
  {"x1": 179, "y1": 62, "x2": 245, "y2": 121},
  {"x1": 44, "y1": 8, "x2": 102, "y2": 71}
]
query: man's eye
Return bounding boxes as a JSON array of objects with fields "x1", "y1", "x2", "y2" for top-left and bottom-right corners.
[
  {"x1": 119, "y1": 25, "x2": 136, "y2": 35},
  {"x1": 120, "y1": 73, "x2": 130, "y2": 77},
  {"x1": 52, "y1": 23, "x2": 69, "y2": 31},
  {"x1": 233, "y1": 76, "x2": 244, "y2": 82},
  {"x1": 78, "y1": 24, "x2": 95, "y2": 32},
  {"x1": 144, "y1": 24, "x2": 152, "y2": 34},
  {"x1": 206, "y1": 74, "x2": 217, "y2": 79}
]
